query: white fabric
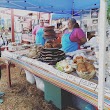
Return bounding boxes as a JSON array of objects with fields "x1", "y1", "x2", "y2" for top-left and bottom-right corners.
[
  {"x1": 34, "y1": 75, "x2": 44, "y2": 92},
  {"x1": 25, "y1": 70, "x2": 35, "y2": 84}
]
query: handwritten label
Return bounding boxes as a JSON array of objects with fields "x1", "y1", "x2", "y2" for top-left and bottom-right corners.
[
  {"x1": 56, "y1": 72, "x2": 67, "y2": 79},
  {"x1": 51, "y1": 69, "x2": 58, "y2": 75},
  {"x1": 47, "y1": 66, "x2": 54, "y2": 72},
  {"x1": 80, "y1": 79, "x2": 97, "y2": 90},
  {"x1": 72, "y1": 76, "x2": 82, "y2": 84},
  {"x1": 67, "y1": 74, "x2": 75, "y2": 82}
]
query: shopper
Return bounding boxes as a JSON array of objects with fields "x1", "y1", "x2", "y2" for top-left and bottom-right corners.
[
  {"x1": 32, "y1": 18, "x2": 45, "y2": 45},
  {"x1": 61, "y1": 18, "x2": 87, "y2": 52},
  {"x1": 0, "y1": 36, "x2": 5, "y2": 103}
]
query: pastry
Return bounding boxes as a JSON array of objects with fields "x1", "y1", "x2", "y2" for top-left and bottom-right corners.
[
  {"x1": 64, "y1": 65, "x2": 73, "y2": 73},
  {"x1": 52, "y1": 43, "x2": 62, "y2": 48},
  {"x1": 44, "y1": 32, "x2": 56, "y2": 37},
  {"x1": 44, "y1": 43, "x2": 52, "y2": 48},
  {"x1": 46, "y1": 40, "x2": 53, "y2": 43},
  {"x1": 84, "y1": 62, "x2": 95, "y2": 73},
  {"x1": 77, "y1": 62, "x2": 87, "y2": 72},
  {"x1": 74, "y1": 56, "x2": 84, "y2": 64}
]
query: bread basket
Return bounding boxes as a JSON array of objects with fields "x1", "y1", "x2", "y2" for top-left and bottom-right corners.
[{"x1": 76, "y1": 70, "x2": 96, "y2": 80}]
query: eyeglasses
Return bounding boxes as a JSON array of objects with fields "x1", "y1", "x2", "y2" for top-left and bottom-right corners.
[{"x1": 40, "y1": 20, "x2": 44, "y2": 22}]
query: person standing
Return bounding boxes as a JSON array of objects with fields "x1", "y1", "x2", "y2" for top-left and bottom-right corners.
[
  {"x1": 61, "y1": 18, "x2": 87, "y2": 52},
  {"x1": 0, "y1": 35, "x2": 5, "y2": 103},
  {"x1": 32, "y1": 19, "x2": 45, "y2": 45}
]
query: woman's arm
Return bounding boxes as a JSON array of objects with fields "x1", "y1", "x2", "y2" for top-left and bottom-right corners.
[
  {"x1": 70, "y1": 28, "x2": 87, "y2": 45},
  {"x1": 76, "y1": 28, "x2": 87, "y2": 45},
  {"x1": 79, "y1": 37, "x2": 87, "y2": 45}
]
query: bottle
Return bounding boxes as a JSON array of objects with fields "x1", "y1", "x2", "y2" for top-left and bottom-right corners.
[{"x1": 83, "y1": 104, "x2": 96, "y2": 110}]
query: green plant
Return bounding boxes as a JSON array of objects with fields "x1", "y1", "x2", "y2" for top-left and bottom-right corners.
[{"x1": 107, "y1": 0, "x2": 110, "y2": 24}]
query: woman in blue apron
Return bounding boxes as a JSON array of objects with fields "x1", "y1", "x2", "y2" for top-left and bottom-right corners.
[
  {"x1": 61, "y1": 18, "x2": 87, "y2": 52},
  {"x1": 35, "y1": 27, "x2": 45, "y2": 45},
  {"x1": 29, "y1": 19, "x2": 46, "y2": 91},
  {"x1": 32, "y1": 19, "x2": 45, "y2": 46}
]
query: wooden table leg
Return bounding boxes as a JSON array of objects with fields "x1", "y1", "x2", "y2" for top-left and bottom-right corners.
[{"x1": 6, "y1": 61, "x2": 11, "y2": 87}]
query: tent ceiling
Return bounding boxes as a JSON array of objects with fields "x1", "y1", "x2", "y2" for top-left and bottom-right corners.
[{"x1": 0, "y1": 0, "x2": 100, "y2": 14}]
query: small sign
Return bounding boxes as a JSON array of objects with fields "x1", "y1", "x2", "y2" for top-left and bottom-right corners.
[
  {"x1": 67, "y1": 74, "x2": 75, "y2": 82},
  {"x1": 73, "y1": 76, "x2": 82, "y2": 84},
  {"x1": 56, "y1": 72, "x2": 67, "y2": 79},
  {"x1": 48, "y1": 66, "x2": 54, "y2": 72},
  {"x1": 80, "y1": 79, "x2": 97, "y2": 90}
]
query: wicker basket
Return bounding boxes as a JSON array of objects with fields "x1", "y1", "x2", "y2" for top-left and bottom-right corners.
[{"x1": 76, "y1": 70, "x2": 96, "y2": 80}]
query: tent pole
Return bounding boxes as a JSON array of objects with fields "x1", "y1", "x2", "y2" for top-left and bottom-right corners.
[
  {"x1": 49, "y1": 13, "x2": 52, "y2": 25},
  {"x1": 98, "y1": 0, "x2": 107, "y2": 109},
  {"x1": 11, "y1": 9, "x2": 15, "y2": 42}
]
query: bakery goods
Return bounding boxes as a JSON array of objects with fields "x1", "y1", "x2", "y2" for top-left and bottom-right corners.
[
  {"x1": 77, "y1": 62, "x2": 87, "y2": 72},
  {"x1": 44, "y1": 42, "x2": 52, "y2": 48},
  {"x1": 84, "y1": 62, "x2": 95, "y2": 73},
  {"x1": 44, "y1": 26, "x2": 56, "y2": 39},
  {"x1": 73, "y1": 56, "x2": 84, "y2": 64},
  {"x1": 44, "y1": 31, "x2": 56, "y2": 36},
  {"x1": 52, "y1": 43, "x2": 61, "y2": 48}
]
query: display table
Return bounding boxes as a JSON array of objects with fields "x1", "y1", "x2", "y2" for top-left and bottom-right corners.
[{"x1": 1, "y1": 50, "x2": 110, "y2": 109}]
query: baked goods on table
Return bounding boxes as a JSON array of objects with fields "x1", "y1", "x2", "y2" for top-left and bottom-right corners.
[
  {"x1": 44, "y1": 40, "x2": 62, "y2": 49},
  {"x1": 44, "y1": 26, "x2": 56, "y2": 39},
  {"x1": 77, "y1": 62, "x2": 87, "y2": 73},
  {"x1": 56, "y1": 55, "x2": 96, "y2": 80},
  {"x1": 27, "y1": 45, "x2": 43, "y2": 59},
  {"x1": 74, "y1": 56, "x2": 96, "y2": 80}
]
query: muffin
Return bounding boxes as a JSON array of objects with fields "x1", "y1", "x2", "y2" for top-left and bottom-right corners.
[{"x1": 44, "y1": 42, "x2": 52, "y2": 48}]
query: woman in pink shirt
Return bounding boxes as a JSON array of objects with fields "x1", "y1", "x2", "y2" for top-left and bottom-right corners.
[
  {"x1": 61, "y1": 18, "x2": 87, "y2": 52},
  {"x1": 32, "y1": 19, "x2": 45, "y2": 45}
]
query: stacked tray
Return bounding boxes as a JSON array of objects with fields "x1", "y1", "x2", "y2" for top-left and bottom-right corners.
[
  {"x1": 38, "y1": 48, "x2": 65, "y2": 65},
  {"x1": 44, "y1": 26, "x2": 57, "y2": 39}
]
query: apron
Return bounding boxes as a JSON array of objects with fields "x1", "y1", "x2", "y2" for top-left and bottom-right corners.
[
  {"x1": 61, "y1": 30, "x2": 78, "y2": 52},
  {"x1": 35, "y1": 28, "x2": 45, "y2": 46}
]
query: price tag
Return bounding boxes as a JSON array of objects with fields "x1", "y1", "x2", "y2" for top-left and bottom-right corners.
[
  {"x1": 22, "y1": 56, "x2": 28, "y2": 61},
  {"x1": 48, "y1": 66, "x2": 54, "y2": 72},
  {"x1": 80, "y1": 79, "x2": 97, "y2": 90},
  {"x1": 27, "y1": 58, "x2": 33, "y2": 64},
  {"x1": 56, "y1": 72, "x2": 67, "y2": 79},
  {"x1": 67, "y1": 74, "x2": 75, "y2": 82},
  {"x1": 73, "y1": 76, "x2": 82, "y2": 84}
]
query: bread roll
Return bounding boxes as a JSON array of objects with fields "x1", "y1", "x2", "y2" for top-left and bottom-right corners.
[{"x1": 77, "y1": 63, "x2": 87, "y2": 72}]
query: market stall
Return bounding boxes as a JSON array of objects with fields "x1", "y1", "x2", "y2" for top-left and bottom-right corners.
[
  {"x1": 0, "y1": 0, "x2": 109, "y2": 110},
  {"x1": 0, "y1": 46, "x2": 109, "y2": 109}
]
